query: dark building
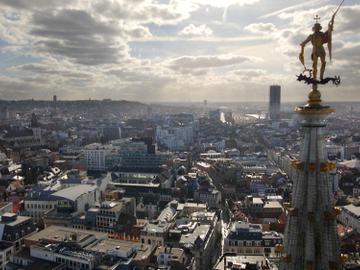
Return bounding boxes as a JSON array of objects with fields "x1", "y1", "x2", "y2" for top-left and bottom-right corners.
[
  {"x1": 102, "y1": 126, "x2": 121, "y2": 142},
  {"x1": 0, "y1": 213, "x2": 37, "y2": 251},
  {"x1": 269, "y1": 85, "x2": 281, "y2": 121}
]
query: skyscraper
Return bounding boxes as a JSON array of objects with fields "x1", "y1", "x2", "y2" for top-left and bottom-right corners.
[
  {"x1": 281, "y1": 94, "x2": 341, "y2": 269},
  {"x1": 53, "y1": 95, "x2": 57, "y2": 114},
  {"x1": 269, "y1": 85, "x2": 281, "y2": 120}
]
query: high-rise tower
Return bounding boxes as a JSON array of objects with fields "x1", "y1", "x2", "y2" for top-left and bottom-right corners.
[{"x1": 269, "y1": 85, "x2": 281, "y2": 121}]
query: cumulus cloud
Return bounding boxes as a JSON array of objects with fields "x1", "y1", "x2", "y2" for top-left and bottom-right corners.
[
  {"x1": 13, "y1": 62, "x2": 94, "y2": 79},
  {"x1": 0, "y1": 0, "x2": 358, "y2": 102},
  {"x1": 179, "y1": 24, "x2": 213, "y2": 37},
  {"x1": 191, "y1": 0, "x2": 260, "y2": 8},
  {"x1": 167, "y1": 54, "x2": 258, "y2": 72},
  {"x1": 90, "y1": 0, "x2": 195, "y2": 25},
  {"x1": 244, "y1": 23, "x2": 277, "y2": 34},
  {"x1": 29, "y1": 9, "x2": 128, "y2": 65},
  {"x1": 0, "y1": 0, "x2": 73, "y2": 10}
]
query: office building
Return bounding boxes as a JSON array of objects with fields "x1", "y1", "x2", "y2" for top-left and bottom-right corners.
[
  {"x1": 83, "y1": 143, "x2": 114, "y2": 171},
  {"x1": 24, "y1": 184, "x2": 100, "y2": 224},
  {"x1": 269, "y1": 85, "x2": 281, "y2": 121}
]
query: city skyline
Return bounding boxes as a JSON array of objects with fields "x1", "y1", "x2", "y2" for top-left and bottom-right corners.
[{"x1": 0, "y1": 0, "x2": 359, "y2": 102}]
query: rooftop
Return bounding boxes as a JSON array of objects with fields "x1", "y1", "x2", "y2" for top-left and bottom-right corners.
[
  {"x1": 179, "y1": 224, "x2": 210, "y2": 247},
  {"x1": 227, "y1": 222, "x2": 263, "y2": 241},
  {"x1": 154, "y1": 246, "x2": 185, "y2": 260},
  {"x1": 85, "y1": 239, "x2": 145, "y2": 256},
  {"x1": 25, "y1": 225, "x2": 107, "y2": 247},
  {"x1": 214, "y1": 255, "x2": 273, "y2": 270},
  {"x1": 252, "y1": 198, "x2": 264, "y2": 205},
  {"x1": 1, "y1": 214, "x2": 32, "y2": 227},
  {"x1": 143, "y1": 222, "x2": 171, "y2": 234},
  {"x1": 343, "y1": 204, "x2": 360, "y2": 217},
  {"x1": 263, "y1": 201, "x2": 283, "y2": 209},
  {"x1": 52, "y1": 184, "x2": 97, "y2": 201},
  {"x1": 183, "y1": 202, "x2": 207, "y2": 209},
  {"x1": 84, "y1": 143, "x2": 114, "y2": 150}
]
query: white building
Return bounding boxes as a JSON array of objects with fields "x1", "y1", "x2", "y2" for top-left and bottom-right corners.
[
  {"x1": 325, "y1": 143, "x2": 344, "y2": 160},
  {"x1": 224, "y1": 222, "x2": 282, "y2": 257},
  {"x1": 200, "y1": 140, "x2": 226, "y2": 152},
  {"x1": 83, "y1": 143, "x2": 114, "y2": 171},
  {"x1": 30, "y1": 244, "x2": 96, "y2": 270},
  {"x1": 156, "y1": 125, "x2": 193, "y2": 151},
  {"x1": 338, "y1": 204, "x2": 360, "y2": 232},
  {"x1": 24, "y1": 184, "x2": 100, "y2": 224}
]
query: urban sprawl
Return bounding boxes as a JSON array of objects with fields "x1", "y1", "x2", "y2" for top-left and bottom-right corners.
[{"x1": 0, "y1": 87, "x2": 359, "y2": 270}]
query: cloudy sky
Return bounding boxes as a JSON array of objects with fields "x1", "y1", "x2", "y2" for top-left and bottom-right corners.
[{"x1": 0, "y1": 0, "x2": 359, "y2": 102}]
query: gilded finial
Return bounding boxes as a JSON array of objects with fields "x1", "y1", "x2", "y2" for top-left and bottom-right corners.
[{"x1": 296, "y1": 0, "x2": 344, "y2": 107}]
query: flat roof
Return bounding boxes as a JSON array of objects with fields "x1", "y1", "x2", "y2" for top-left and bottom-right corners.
[
  {"x1": 2, "y1": 215, "x2": 32, "y2": 227},
  {"x1": 143, "y1": 222, "x2": 171, "y2": 234},
  {"x1": 214, "y1": 255, "x2": 270, "y2": 270},
  {"x1": 180, "y1": 224, "x2": 210, "y2": 246},
  {"x1": 25, "y1": 225, "x2": 107, "y2": 244},
  {"x1": 110, "y1": 182, "x2": 160, "y2": 188},
  {"x1": 263, "y1": 201, "x2": 283, "y2": 209},
  {"x1": 52, "y1": 184, "x2": 97, "y2": 201},
  {"x1": 252, "y1": 198, "x2": 264, "y2": 204},
  {"x1": 183, "y1": 202, "x2": 207, "y2": 208},
  {"x1": 154, "y1": 246, "x2": 184, "y2": 259},
  {"x1": 343, "y1": 204, "x2": 360, "y2": 217},
  {"x1": 86, "y1": 239, "x2": 147, "y2": 254}
]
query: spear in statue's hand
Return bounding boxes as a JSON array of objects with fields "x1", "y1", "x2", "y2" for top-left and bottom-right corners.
[{"x1": 328, "y1": 0, "x2": 345, "y2": 61}]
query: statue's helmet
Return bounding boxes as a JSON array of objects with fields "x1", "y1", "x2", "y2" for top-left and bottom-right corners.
[{"x1": 312, "y1": 23, "x2": 322, "y2": 32}]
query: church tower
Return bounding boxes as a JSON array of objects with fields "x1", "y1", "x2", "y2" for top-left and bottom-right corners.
[
  {"x1": 280, "y1": 7, "x2": 347, "y2": 268},
  {"x1": 280, "y1": 90, "x2": 342, "y2": 269}
]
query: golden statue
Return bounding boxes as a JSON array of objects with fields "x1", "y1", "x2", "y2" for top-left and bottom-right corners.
[
  {"x1": 298, "y1": 0, "x2": 344, "y2": 82},
  {"x1": 296, "y1": 0, "x2": 344, "y2": 106},
  {"x1": 299, "y1": 15, "x2": 332, "y2": 81}
]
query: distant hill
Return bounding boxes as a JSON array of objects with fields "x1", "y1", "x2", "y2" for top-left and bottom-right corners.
[{"x1": 0, "y1": 99, "x2": 149, "y2": 115}]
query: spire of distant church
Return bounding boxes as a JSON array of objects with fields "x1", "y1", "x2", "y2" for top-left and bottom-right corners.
[{"x1": 31, "y1": 113, "x2": 39, "y2": 128}]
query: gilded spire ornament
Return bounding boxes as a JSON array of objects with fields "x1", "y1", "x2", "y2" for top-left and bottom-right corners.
[{"x1": 296, "y1": 0, "x2": 344, "y2": 105}]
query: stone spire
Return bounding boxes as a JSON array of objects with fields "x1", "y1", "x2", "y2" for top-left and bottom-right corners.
[
  {"x1": 280, "y1": 6, "x2": 347, "y2": 268},
  {"x1": 280, "y1": 99, "x2": 342, "y2": 269}
]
